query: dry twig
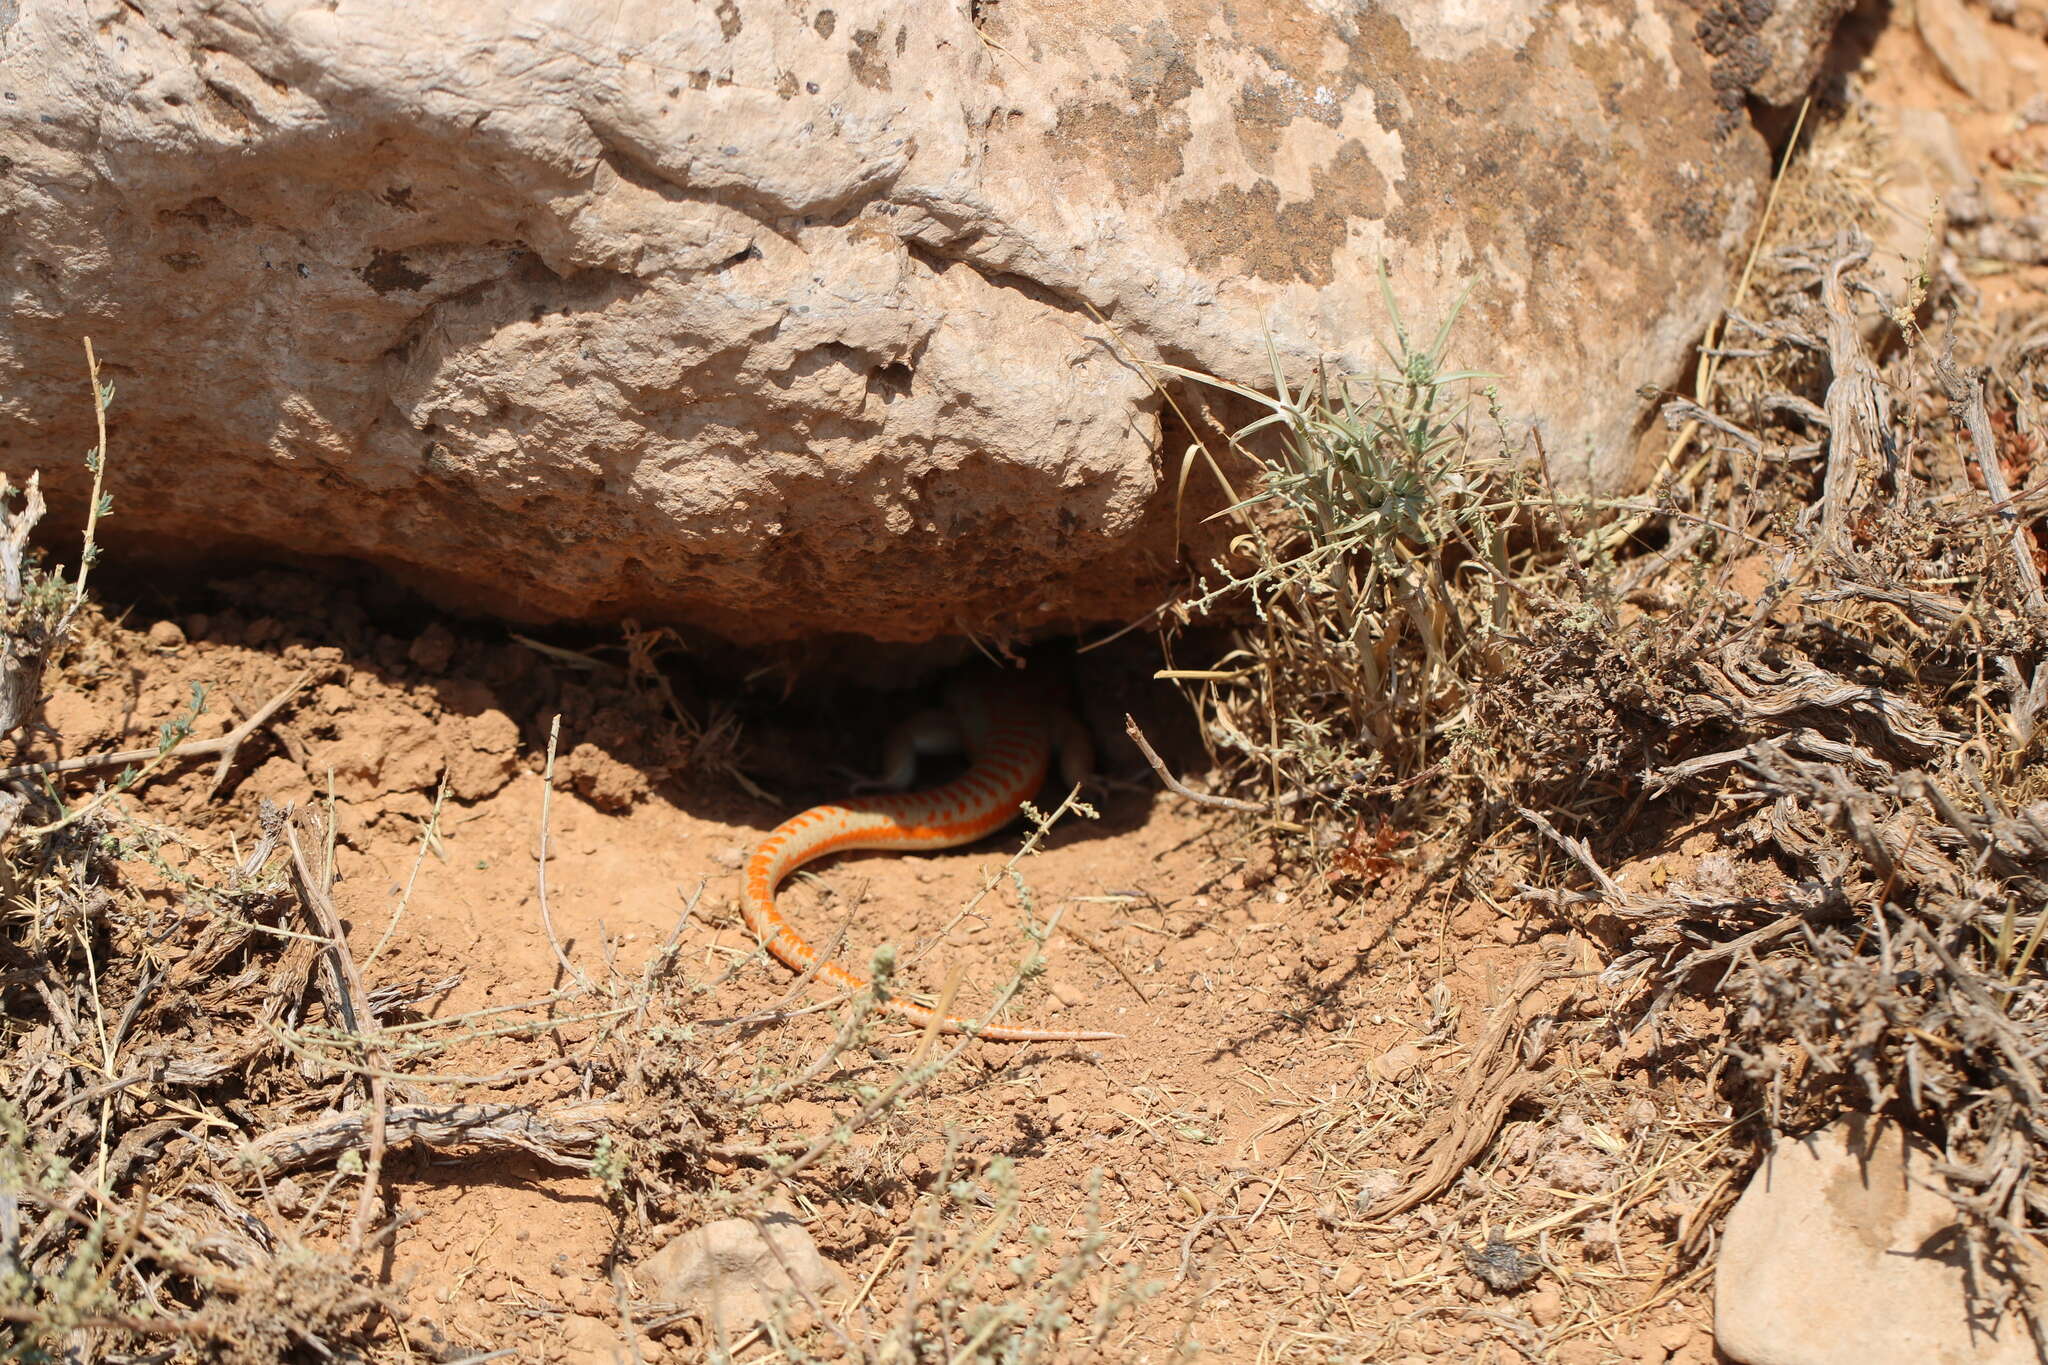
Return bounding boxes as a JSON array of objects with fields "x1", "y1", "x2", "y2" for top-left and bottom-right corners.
[
  {"x1": 1358, "y1": 958, "x2": 1572, "y2": 1222},
  {"x1": 284, "y1": 814, "x2": 391, "y2": 1255},
  {"x1": 1936, "y1": 341, "x2": 2045, "y2": 614},
  {"x1": 0, "y1": 671, "x2": 310, "y2": 794}
]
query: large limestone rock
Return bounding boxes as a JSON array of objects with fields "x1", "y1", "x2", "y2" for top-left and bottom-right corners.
[
  {"x1": 1717, "y1": 1115, "x2": 2043, "y2": 1365},
  {"x1": 0, "y1": 1, "x2": 1838, "y2": 643}
]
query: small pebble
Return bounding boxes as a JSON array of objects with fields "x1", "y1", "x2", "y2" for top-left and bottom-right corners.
[
  {"x1": 147, "y1": 619, "x2": 186, "y2": 651},
  {"x1": 1370, "y1": 1041, "x2": 1426, "y2": 1082}
]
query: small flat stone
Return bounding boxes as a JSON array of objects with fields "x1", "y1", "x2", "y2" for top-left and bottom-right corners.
[
  {"x1": 635, "y1": 1214, "x2": 843, "y2": 1336},
  {"x1": 1717, "y1": 1114, "x2": 2041, "y2": 1365}
]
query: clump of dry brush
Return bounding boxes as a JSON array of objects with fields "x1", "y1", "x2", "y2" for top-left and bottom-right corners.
[
  {"x1": 1166, "y1": 237, "x2": 2048, "y2": 1314},
  {"x1": 0, "y1": 348, "x2": 422, "y2": 1361}
]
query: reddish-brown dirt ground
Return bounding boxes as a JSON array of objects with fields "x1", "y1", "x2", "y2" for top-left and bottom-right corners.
[{"x1": 58, "y1": 566, "x2": 1724, "y2": 1364}]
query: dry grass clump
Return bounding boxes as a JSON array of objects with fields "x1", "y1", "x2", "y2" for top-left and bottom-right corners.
[
  {"x1": 1, "y1": 729, "x2": 417, "y2": 1357},
  {"x1": 1163, "y1": 205, "x2": 2048, "y2": 1331},
  {"x1": 0, "y1": 350, "x2": 397, "y2": 1359},
  {"x1": 1150, "y1": 275, "x2": 1528, "y2": 808}
]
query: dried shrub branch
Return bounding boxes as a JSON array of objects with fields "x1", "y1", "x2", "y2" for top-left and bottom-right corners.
[{"x1": 1162, "y1": 223, "x2": 2048, "y2": 1326}]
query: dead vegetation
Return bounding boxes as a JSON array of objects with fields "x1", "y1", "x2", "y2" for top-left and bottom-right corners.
[{"x1": 1158, "y1": 149, "x2": 2048, "y2": 1347}]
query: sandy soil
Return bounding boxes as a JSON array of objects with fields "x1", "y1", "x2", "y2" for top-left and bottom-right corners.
[{"x1": 54, "y1": 558, "x2": 1722, "y2": 1364}]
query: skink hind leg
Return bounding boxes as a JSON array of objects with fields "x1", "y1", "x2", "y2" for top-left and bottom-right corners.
[
  {"x1": 852, "y1": 707, "x2": 962, "y2": 793},
  {"x1": 1052, "y1": 709, "x2": 1095, "y2": 792}
]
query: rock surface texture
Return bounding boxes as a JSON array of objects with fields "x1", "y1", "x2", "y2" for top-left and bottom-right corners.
[
  {"x1": 1, "y1": 1, "x2": 1842, "y2": 642},
  {"x1": 1717, "y1": 1115, "x2": 2043, "y2": 1365},
  {"x1": 634, "y1": 1215, "x2": 842, "y2": 1334}
]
